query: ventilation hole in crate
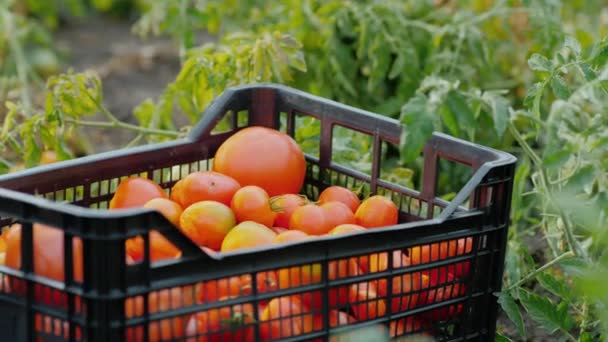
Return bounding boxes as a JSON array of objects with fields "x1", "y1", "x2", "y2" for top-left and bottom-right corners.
[
  {"x1": 279, "y1": 111, "x2": 288, "y2": 133},
  {"x1": 380, "y1": 141, "x2": 416, "y2": 189},
  {"x1": 90, "y1": 182, "x2": 99, "y2": 198},
  {"x1": 55, "y1": 190, "x2": 65, "y2": 202},
  {"x1": 294, "y1": 113, "x2": 320, "y2": 158},
  {"x1": 75, "y1": 186, "x2": 84, "y2": 201},
  {"x1": 436, "y1": 159, "x2": 472, "y2": 208},
  {"x1": 44, "y1": 192, "x2": 54, "y2": 201},
  {"x1": 237, "y1": 110, "x2": 249, "y2": 128},
  {"x1": 331, "y1": 125, "x2": 373, "y2": 176},
  {"x1": 419, "y1": 201, "x2": 429, "y2": 218},
  {"x1": 109, "y1": 178, "x2": 120, "y2": 193},
  {"x1": 152, "y1": 169, "x2": 162, "y2": 184},
  {"x1": 99, "y1": 180, "x2": 109, "y2": 196},
  {"x1": 211, "y1": 110, "x2": 235, "y2": 135},
  {"x1": 190, "y1": 161, "x2": 199, "y2": 173},
  {"x1": 98, "y1": 201, "x2": 108, "y2": 209},
  {"x1": 160, "y1": 167, "x2": 171, "y2": 183},
  {"x1": 65, "y1": 188, "x2": 74, "y2": 202}
]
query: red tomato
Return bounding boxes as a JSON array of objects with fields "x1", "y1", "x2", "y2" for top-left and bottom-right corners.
[
  {"x1": 355, "y1": 196, "x2": 398, "y2": 228},
  {"x1": 321, "y1": 201, "x2": 356, "y2": 231},
  {"x1": 213, "y1": 126, "x2": 306, "y2": 197},
  {"x1": 418, "y1": 272, "x2": 466, "y2": 321},
  {"x1": 389, "y1": 316, "x2": 426, "y2": 340},
  {"x1": 184, "y1": 297, "x2": 255, "y2": 342},
  {"x1": 348, "y1": 281, "x2": 387, "y2": 321},
  {"x1": 260, "y1": 296, "x2": 314, "y2": 341},
  {"x1": 277, "y1": 262, "x2": 322, "y2": 311},
  {"x1": 408, "y1": 237, "x2": 473, "y2": 278},
  {"x1": 199, "y1": 271, "x2": 278, "y2": 303},
  {"x1": 318, "y1": 186, "x2": 361, "y2": 213},
  {"x1": 109, "y1": 177, "x2": 167, "y2": 209},
  {"x1": 328, "y1": 258, "x2": 362, "y2": 309},
  {"x1": 177, "y1": 171, "x2": 241, "y2": 208},
  {"x1": 289, "y1": 204, "x2": 331, "y2": 235},
  {"x1": 270, "y1": 194, "x2": 307, "y2": 228},
  {"x1": 125, "y1": 286, "x2": 196, "y2": 342},
  {"x1": 231, "y1": 186, "x2": 277, "y2": 227}
]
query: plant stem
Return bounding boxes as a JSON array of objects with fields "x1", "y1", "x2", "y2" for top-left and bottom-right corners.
[
  {"x1": 65, "y1": 118, "x2": 180, "y2": 137},
  {"x1": 4, "y1": 10, "x2": 32, "y2": 115},
  {"x1": 506, "y1": 251, "x2": 574, "y2": 291},
  {"x1": 508, "y1": 121, "x2": 590, "y2": 261}
]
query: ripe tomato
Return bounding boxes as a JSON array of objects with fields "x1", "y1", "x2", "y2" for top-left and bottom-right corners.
[
  {"x1": 321, "y1": 201, "x2": 355, "y2": 231},
  {"x1": 367, "y1": 250, "x2": 410, "y2": 274},
  {"x1": 388, "y1": 316, "x2": 425, "y2": 340},
  {"x1": 273, "y1": 230, "x2": 310, "y2": 244},
  {"x1": 313, "y1": 310, "x2": 357, "y2": 330},
  {"x1": 125, "y1": 198, "x2": 183, "y2": 262},
  {"x1": 260, "y1": 296, "x2": 314, "y2": 341},
  {"x1": 328, "y1": 258, "x2": 362, "y2": 308},
  {"x1": 231, "y1": 186, "x2": 276, "y2": 227},
  {"x1": 277, "y1": 262, "x2": 322, "y2": 310},
  {"x1": 109, "y1": 177, "x2": 167, "y2": 209},
  {"x1": 179, "y1": 201, "x2": 236, "y2": 250},
  {"x1": 349, "y1": 281, "x2": 387, "y2": 321},
  {"x1": 35, "y1": 313, "x2": 82, "y2": 341},
  {"x1": 184, "y1": 297, "x2": 255, "y2": 342},
  {"x1": 327, "y1": 224, "x2": 366, "y2": 235},
  {"x1": 220, "y1": 221, "x2": 276, "y2": 252},
  {"x1": 177, "y1": 171, "x2": 241, "y2": 208},
  {"x1": 213, "y1": 126, "x2": 306, "y2": 197},
  {"x1": 354, "y1": 196, "x2": 398, "y2": 228},
  {"x1": 418, "y1": 272, "x2": 466, "y2": 321},
  {"x1": 289, "y1": 204, "x2": 330, "y2": 235},
  {"x1": 408, "y1": 237, "x2": 473, "y2": 278},
  {"x1": 5, "y1": 223, "x2": 83, "y2": 308},
  {"x1": 170, "y1": 179, "x2": 185, "y2": 205},
  {"x1": 199, "y1": 271, "x2": 278, "y2": 303},
  {"x1": 270, "y1": 194, "x2": 307, "y2": 228},
  {"x1": 318, "y1": 186, "x2": 360, "y2": 213},
  {"x1": 125, "y1": 286, "x2": 195, "y2": 342}
]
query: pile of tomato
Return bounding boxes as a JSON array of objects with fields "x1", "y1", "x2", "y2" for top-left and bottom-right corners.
[{"x1": 0, "y1": 126, "x2": 473, "y2": 341}]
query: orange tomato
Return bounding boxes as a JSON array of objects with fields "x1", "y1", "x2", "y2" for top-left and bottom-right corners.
[
  {"x1": 179, "y1": 201, "x2": 236, "y2": 250},
  {"x1": 231, "y1": 186, "x2": 276, "y2": 227},
  {"x1": 125, "y1": 286, "x2": 195, "y2": 342},
  {"x1": 270, "y1": 194, "x2": 307, "y2": 228},
  {"x1": 213, "y1": 126, "x2": 306, "y2": 197},
  {"x1": 5, "y1": 223, "x2": 83, "y2": 308},
  {"x1": 349, "y1": 281, "x2": 387, "y2": 321},
  {"x1": 318, "y1": 186, "x2": 361, "y2": 213},
  {"x1": 408, "y1": 237, "x2": 473, "y2": 278},
  {"x1": 170, "y1": 179, "x2": 185, "y2": 205},
  {"x1": 418, "y1": 271, "x2": 466, "y2": 321},
  {"x1": 184, "y1": 297, "x2": 255, "y2": 342},
  {"x1": 273, "y1": 230, "x2": 310, "y2": 244},
  {"x1": 177, "y1": 171, "x2": 241, "y2": 208},
  {"x1": 321, "y1": 201, "x2": 355, "y2": 231},
  {"x1": 221, "y1": 221, "x2": 276, "y2": 252},
  {"x1": 199, "y1": 271, "x2": 278, "y2": 303},
  {"x1": 389, "y1": 316, "x2": 425, "y2": 340},
  {"x1": 354, "y1": 195, "x2": 398, "y2": 228},
  {"x1": 328, "y1": 258, "x2": 362, "y2": 309},
  {"x1": 260, "y1": 296, "x2": 314, "y2": 341},
  {"x1": 277, "y1": 262, "x2": 322, "y2": 310},
  {"x1": 125, "y1": 198, "x2": 183, "y2": 262},
  {"x1": 289, "y1": 204, "x2": 330, "y2": 235},
  {"x1": 109, "y1": 177, "x2": 167, "y2": 209},
  {"x1": 328, "y1": 224, "x2": 366, "y2": 235}
]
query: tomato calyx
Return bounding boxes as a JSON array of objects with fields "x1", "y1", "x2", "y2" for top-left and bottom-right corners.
[{"x1": 269, "y1": 194, "x2": 310, "y2": 213}]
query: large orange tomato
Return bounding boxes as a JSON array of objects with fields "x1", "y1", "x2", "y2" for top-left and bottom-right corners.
[
  {"x1": 5, "y1": 223, "x2": 83, "y2": 308},
  {"x1": 213, "y1": 126, "x2": 306, "y2": 197},
  {"x1": 109, "y1": 177, "x2": 167, "y2": 209}
]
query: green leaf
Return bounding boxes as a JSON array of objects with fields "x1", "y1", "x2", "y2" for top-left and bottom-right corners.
[
  {"x1": 491, "y1": 96, "x2": 509, "y2": 137},
  {"x1": 559, "y1": 257, "x2": 587, "y2": 277},
  {"x1": 439, "y1": 105, "x2": 460, "y2": 137},
  {"x1": 528, "y1": 53, "x2": 553, "y2": 72},
  {"x1": 542, "y1": 149, "x2": 572, "y2": 169},
  {"x1": 523, "y1": 82, "x2": 543, "y2": 111},
  {"x1": 579, "y1": 332, "x2": 595, "y2": 342},
  {"x1": 519, "y1": 289, "x2": 566, "y2": 334},
  {"x1": 567, "y1": 164, "x2": 595, "y2": 189},
  {"x1": 564, "y1": 36, "x2": 582, "y2": 57},
  {"x1": 578, "y1": 62, "x2": 597, "y2": 81},
  {"x1": 495, "y1": 333, "x2": 513, "y2": 342},
  {"x1": 550, "y1": 76, "x2": 571, "y2": 100},
  {"x1": 388, "y1": 54, "x2": 406, "y2": 80},
  {"x1": 400, "y1": 94, "x2": 434, "y2": 163},
  {"x1": 497, "y1": 292, "x2": 525, "y2": 339},
  {"x1": 536, "y1": 272, "x2": 571, "y2": 301},
  {"x1": 446, "y1": 90, "x2": 476, "y2": 131}
]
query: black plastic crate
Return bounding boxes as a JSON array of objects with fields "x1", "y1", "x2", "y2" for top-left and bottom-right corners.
[{"x1": 0, "y1": 84, "x2": 516, "y2": 342}]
